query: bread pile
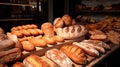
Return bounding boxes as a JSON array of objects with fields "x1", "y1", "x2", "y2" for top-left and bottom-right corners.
[
  {"x1": 11, "y1": 38, "x2": 111, "y2": 67},
  {"x1": 10, "y1": 15, "x2": 87, "y2": 52},
  {"x1": 85, "y1": 16, "x2": 120, "y2": 45},
  {"x1": 0, "y1": 28, "x2": 22, "y2": 64}
]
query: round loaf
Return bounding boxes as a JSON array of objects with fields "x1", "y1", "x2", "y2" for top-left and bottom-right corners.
[
  {"x1": 53, "y1": 17, "x2": 64, "y2": 28},
  {"x1": 62, "y1": 14, "x2": 72, "y2": 26}
]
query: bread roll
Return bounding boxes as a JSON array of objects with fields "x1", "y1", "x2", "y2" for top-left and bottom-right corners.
[
  {"x1": 73, "y1": 42, "x2": 99, "y2": 57},
  {"x1": 42, "y1": 36, "x2": 56, "y2": 45},
  {"x1": 53, "y1": 17, "x2": 64, "y2": 28},
  {"x1": 53, "y1": 35, "x2": 64, "y2": 42},
  {"x1": 21, "y1": 29, "x2": 31, "y2": 36},
  {"x1": 45, "y1": 48, "x2": 73, "y2": 67},
  {"x1": 27, "y1": 29, "x2": 39, "y2": 36},
  {"x1": 12, "y1": 62, "x2": 25, "y2": 67},
  {"x1": 60, "y1": 44, "x2": 87, "y2": 64},
  {"x1": 11, "y1": 31, "x2": 23, "y2": 38},
  {"x1": 29, "y1": 38, "x2": 47, "y2": 47},
  {"x1": 62, "y1": 14, "x2": 72, "y2": 26},
  {"x1": 23, "y1": 54, "x2": 50, "y2": 67},
  {"x1": 21, "y1": 41, "x2": 35, "y2": 51},
  {"x1": 41, "y1": 22, "x2": 55, "y2": 36}
]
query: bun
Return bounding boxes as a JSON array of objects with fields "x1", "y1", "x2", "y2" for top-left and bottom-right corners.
[
  {"x1": 21, "y1": 41, "x2": 35, "y2": 51},
  {"x1": 23, "y1": 54, "x2": 50, "y2": 67},
  {"x1": 11, "y1": 31, "x2": 23, "y2": 38},
  {"x1": 27, "y1": 29, "x2": 39, "y2": 36},
  {"x1": 53, "y1": 17, "x2": 64, "y2": 28},
  {"x1": 41, "y1": 22, "x2": 55, "y2": 36},
  {"x1": 42, "y1": 36, "x2": 56, "y2": 45},
  {"x1": 29, "y1": 38, "x2": 47, "y2": 47},
  {"x1": 45, "y1": 48, "x2": 73, "y2": 67},
  {"x1": 62, "y1": 14, "x2": 72, "y2": 26},
  {"x1": 60, "y1": 44, "x2": 87, "y2": 64}
]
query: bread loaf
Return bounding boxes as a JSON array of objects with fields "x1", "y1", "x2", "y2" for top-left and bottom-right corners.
[
  {"x1": 60, "y1": 44, "x2": 87, "y2": 64},
  {"x1": 73, "y1": 42, "x2": 99, "y2": 57},
  {"x1": 23, "y1": 54, "x2": 50, "y2": 67},
  {"x1": 45, "y1": 48, "x2": 73, "y2": 67},
  {"x1": 55, "y1": 24, "x2": 87, "y2": 39}
]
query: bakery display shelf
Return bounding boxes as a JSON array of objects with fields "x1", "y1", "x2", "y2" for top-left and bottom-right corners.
[
  {"x1": 21, "y1": 35, "x2": 120, "y2": 67},
  {"x1": 0, "y1": 18, "x2": 33, "y2": 21},
  {"x1": 0, "y1": 2, "x2": 35, "y2": 7}
]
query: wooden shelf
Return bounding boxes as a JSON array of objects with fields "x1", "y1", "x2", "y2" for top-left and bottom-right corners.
[
  {"x1": 0, "y1": 18, "x2": 33, "y2": 21},
  {"x1": 0, "y1": 2, "x2": 36, "y2": 7}
]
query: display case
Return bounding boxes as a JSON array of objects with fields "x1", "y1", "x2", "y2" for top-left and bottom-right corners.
[
  {"x1": 0, "y1": 0, "x2": 48, "y2": 32},
  {"x1": 69, "y1": 0, "x2": 120, "y2": 20}
]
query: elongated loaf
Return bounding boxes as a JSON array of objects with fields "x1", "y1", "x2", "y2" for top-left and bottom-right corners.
[
  {"x1": 55, "y1": 24, "x2": 87, "y2": 39},
  {"x1": 60, "y1": 44, "x2": 87, "y2": 64}
]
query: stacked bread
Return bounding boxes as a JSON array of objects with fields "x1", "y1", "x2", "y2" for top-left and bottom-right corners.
[{"x1": 0, "y1": 28, "x2": 22, "y2": 64}]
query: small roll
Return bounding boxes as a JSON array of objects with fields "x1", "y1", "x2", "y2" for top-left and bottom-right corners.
[
  {"x1": 53, "y1": 17, "x2": 64, "y2": 28},
  {"x1": 53, "y1": 35, "x2": 64, "y2": 42},
  {"x1": 27, "y1": 29, "x2": 39, "y2": 36},
  {"x1": 11, "y1": 31, "x2": 23, "y2": 38},
  {"x1": 42, "y1": 36, "x2": 56, "y2": 45},
  {"x1": 21, "y1": 29, "x2": 31, "y2": 36},
  {"x1": 41, "y1": 22, "x2": 55, "y2": 36},
  {"x1": 62, "y1": 14, "x2": 72, "y2": 26},
  {"x1": 23, "y1": 54, "x2": 50, "y2": 67},
  {"x1": 21, "y1": 41, "x2": 35, "y2": 51},
  {"x1": 29, "y1": 38, "x2": 47, "y2": 47}
]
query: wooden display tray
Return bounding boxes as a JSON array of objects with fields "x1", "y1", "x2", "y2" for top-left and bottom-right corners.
[{"x1": 21, "y1": 37, "x2": 120, "y2": 67}]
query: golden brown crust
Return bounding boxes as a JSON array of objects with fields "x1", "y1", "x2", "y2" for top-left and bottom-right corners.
[
  {"x1": 62, "y1": 14, "x2": 72, "y2": 26},
  {"x1": 42, "y1": 36, "x2": 56, "y2": 45},
  {"x1": 41, "y1": 22, "x2": 55, "y2": 36},
  {"x1": 53, "y1": 17, "x2": 64, "y2": 28},
  {"x1": 21, "y1": 41, "x2": 35, "y2": 51},
  {"x1": 29, "y1": 38, "x2": 47, "y2": 47},
  {"x1": 12, "y1": 62, "x2": 25, "y2": 67},
  {"x1": 60, "y1": 44, "x2": 87, "y2": 64},
  {"x1": 23, "y1": 54, "x2": 50, "y2": 67}
]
